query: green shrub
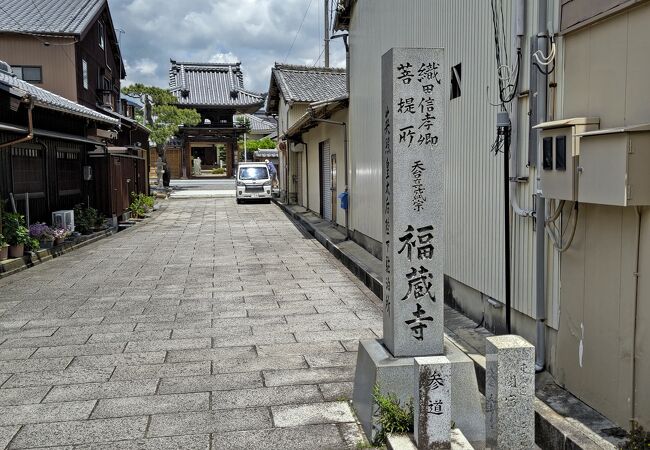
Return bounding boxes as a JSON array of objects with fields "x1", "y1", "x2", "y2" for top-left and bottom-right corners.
[
  {"x1": 129, "y1": 193, "x2": 155, "y2": 219},
  {"x1": 211, "y1": 167, "x2": 226, "y2": 175},
  {"x1": 25, "y1": 237, "x2": 40, "y2": 252},
  {"x1": 622, "y1": 421, "x2": 650, "y2": 449},
  {"x1": 372, "y1": 384, "x2": 414, "y2": 446},
  {"x1": 74, "y1": 204, "x2": 104, "y2": 235},
  {"x1": 2, "y1": 213, "x2": 30, "y2": 245}
]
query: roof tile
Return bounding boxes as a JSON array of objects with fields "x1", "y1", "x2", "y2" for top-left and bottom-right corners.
[
  {"x1": 0, "y1": 67, "x2": 118, "y2": 125},
  {"x1": 169, "y1": 61, "x2": 264, "y2": 112},
  {"x1": 272, "y1": 64, "x2": 346, "y2": 103},
  {"x1": 0, "y1": 0, "x2": 105, "y2": 35}
]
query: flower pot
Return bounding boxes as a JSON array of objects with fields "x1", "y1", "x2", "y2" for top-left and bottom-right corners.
[
  {"x1": 0, "y1": 245, "x2": 8, "y2": 261},
  {"x1": 40, "y1": 240, "x2": 53, "y2": 250},
  {"x1": 8, "y1": 244, "x2": 24, "y2": 258},
  {"x1": 54, "y1": 237, "x2": 64, "y2": 246}
]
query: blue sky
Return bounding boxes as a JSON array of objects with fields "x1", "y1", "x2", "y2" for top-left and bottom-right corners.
[{"x1": 109, "y1": 0, "x2": 346, "y2": 93}]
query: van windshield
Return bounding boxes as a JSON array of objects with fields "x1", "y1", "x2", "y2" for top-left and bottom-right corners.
[{"x1": 239, "y1": 166, "x2": 269, "y2": 180}]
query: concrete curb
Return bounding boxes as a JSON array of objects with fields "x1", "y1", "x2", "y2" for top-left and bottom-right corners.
[{"x1": 273, "y1": 200, "x2": 616, "y2": 450}]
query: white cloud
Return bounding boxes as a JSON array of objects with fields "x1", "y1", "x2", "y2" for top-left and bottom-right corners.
[
  {"x1": 109, "y1": 0, "x2": 347, "y2": 93},
  {"x1": 210, "y1": 52, "x2": 239, "y2": 64},
  {"x1": 134, "y1": 59, "x2": 158, "y2": 75}
]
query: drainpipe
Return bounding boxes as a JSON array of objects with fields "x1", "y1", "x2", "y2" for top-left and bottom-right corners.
[
  {"x1": 631, "y1": 207, "x2": 642, "y2": 422},
  {"x1": 535, "y1": 0, "x2": 549, "y2": 372},
  {"x1": 286, "y1": 104, "x2": 291, "y2": 204},
  {"x1": 305, "y1": 142, "x2": 309, "y2": 210},
  {"x1": 312, "y1": 117, "x2": 349, "y2": 240},
  {"x1": 0, "y1": 97, "x2": 34, "y2": 149}
]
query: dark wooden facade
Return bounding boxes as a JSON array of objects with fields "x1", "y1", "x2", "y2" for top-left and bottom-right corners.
[
  {"x1": 1, "y1": 101, "x2": 90, "y2": 222},
  {"x1": 75, "y1": 6, "x2": 124, "y2": 113},
  {"x1": 88, "y1": 151, "x2": 147, "y2": 219},
  {"x1": 0, "y1": 89, "x2": 147, "y2": 224}
]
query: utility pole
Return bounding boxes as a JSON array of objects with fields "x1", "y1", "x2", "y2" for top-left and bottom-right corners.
[{"x1": 324, "y1": 0, "x2": 330, "y2": 67}]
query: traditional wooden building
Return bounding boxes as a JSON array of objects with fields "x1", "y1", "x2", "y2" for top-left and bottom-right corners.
[
  {"x1": 0, "y1": 64, "x2": 119, "y2": 222},
  {"x1": 168, "y1": 60, "x2": 265, "y2": 177},
  {"x1": 266, "y1": 64, "x2": 347, "y2": 214},
  {"x1": 0, "y1": 0, "x2": 149, "y2": 159},
  {"x1": 0, "y1": 0, "x2": 125, "y2": 113}
]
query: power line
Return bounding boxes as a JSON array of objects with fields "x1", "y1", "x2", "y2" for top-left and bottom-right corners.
[
  {"x1": 313, "y1": 45, "x2": 326, "y2": 67},
  {"x1": 284, "y1": 0, "x2": 314, "y2": 62}
]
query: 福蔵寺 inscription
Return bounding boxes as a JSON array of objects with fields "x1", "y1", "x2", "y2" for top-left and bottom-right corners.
[{"x1": 382, "y1": 48, "x2": 445, "y2": 357}]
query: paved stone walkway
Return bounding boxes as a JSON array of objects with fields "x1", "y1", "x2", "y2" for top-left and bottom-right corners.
[{"x1": 0, "y1": 199, "x2": 383, "y2": 449}]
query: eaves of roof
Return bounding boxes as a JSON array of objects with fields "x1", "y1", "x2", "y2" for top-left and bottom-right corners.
[
  {"x1": 0, "y1": 67, "x2": 118, "y2": 125},
  {"x1": 285, "y1": 96, "x2": 348, "y2": 138}
]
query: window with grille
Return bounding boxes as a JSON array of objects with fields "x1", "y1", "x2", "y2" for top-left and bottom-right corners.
[
  {"x1": 11, "y1": 146, "x2": 44, "y2": 193},
  {"x1": 56, "y1": 148, "x2": 81, "y2": 194}
]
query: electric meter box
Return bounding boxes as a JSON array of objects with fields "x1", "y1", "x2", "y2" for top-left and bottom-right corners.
[
  {"x1": 534, "y1": 117, "x2": 600, "y2": 201},
  {"x1": 577, "y1": 124, "x2": 650, "y2": 206}
]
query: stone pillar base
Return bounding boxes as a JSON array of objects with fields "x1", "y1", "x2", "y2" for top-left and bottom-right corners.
[
  {"x1": 353, "y1": 339, "x2": 415, "y2": 444},
  {"x1": 352, "y1": 338, "x2": 485, "y2": 448}
]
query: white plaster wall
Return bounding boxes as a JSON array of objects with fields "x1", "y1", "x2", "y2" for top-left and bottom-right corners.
[{"x1": 300, "y1": 109, "x2": 349, "y2": 228}]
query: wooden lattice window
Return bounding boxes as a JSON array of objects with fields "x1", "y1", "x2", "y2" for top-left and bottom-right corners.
[
  {"x1": 11, "y1": 146, "x2": 44, "y2": 194},
  {"x1": 56, "y1": 147, "x2": 82, "y2": 194}
]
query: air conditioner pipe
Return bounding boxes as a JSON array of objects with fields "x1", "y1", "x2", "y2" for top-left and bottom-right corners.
[
  {"x1": 535, "y1": 0, "x2": 549, "y2": 373},
  {"x1": 509, "y1": 0, "x2": 534, "y2": 219},
  {"x1": 312, "y1": 117, "x2": 350, "y2": 240},
  {"x1": 0, "y1": 97, "x2": 34, "y2": 149}
]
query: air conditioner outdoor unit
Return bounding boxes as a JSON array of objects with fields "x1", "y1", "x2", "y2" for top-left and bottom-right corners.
[{"x1": 52, "y1": 210, "x2": 75, "y2": 232}]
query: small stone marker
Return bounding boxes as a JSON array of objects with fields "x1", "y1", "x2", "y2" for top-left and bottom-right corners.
[
  {"x1": 485, "y1": 335, "x2": 535, "y2": 449},
  {"x1": 382, "y1": 47, "x2": 445, "y2": 357},
  {"x1": 414, "y1": 356, "x2": 451, "y2": 449}
]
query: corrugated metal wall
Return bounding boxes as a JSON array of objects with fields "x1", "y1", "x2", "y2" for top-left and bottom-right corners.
[{"x1": 348, "y1": 0, "x2": 542, "y2": 317}]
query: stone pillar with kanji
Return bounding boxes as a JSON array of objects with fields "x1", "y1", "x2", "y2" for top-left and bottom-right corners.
[{"x1": 382, "y1": 48, "x2": 445, "y2": 357}]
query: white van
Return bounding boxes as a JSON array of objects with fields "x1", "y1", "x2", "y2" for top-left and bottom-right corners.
[{"x1": 236, "y1": 162, "x2": 272, "y2": 204}]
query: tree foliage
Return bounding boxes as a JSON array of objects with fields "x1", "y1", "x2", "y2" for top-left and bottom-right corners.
[
  {"x1": 237, "y1": 137, "x2": 276, "y2": 160},
  {"x1": 237, "y1": 137, "x2": 276, "y2": 151},
  {"x1": 235, "y1": 116, "x2": 252, "y2": 132},
  {"x1": 121, "y1": 84, "x2": 201, "y2": 148}
]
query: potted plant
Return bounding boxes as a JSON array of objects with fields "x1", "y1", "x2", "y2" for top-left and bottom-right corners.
[
  {"x1": 51, "y1": 227, "x2": 69, "y2": 246},
  {"x1": 0, "y1": 233, "x2": 8, "y2": 261},
  {"x1": 73, "y1": 204, "x2": 105, "y2": 235},
  {"x1": 29, "y1": 223, "x2": 55, "y2": 249},
  {"x1": 2, "y1": 213, "x2": 30, "y2": 258}
]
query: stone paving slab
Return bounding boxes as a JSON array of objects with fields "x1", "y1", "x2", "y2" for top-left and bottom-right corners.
[
  {"x1": 10, "y1": 417, "x2": 149, "y2": 448},
  {"x1": 92, "y1": 392, "x2": 210, "y2": 418},
  {"x1": 213, "y1": 424, "x2": 347, "y2": 450},
  {"x1": 43, "y1": 380, "x2": 159, "y2": 403},
  {"x1": 212, "y1": 385, "x2": 324, "y2": 410},
  {"x1": 272, "y1": 401, "x2": 356, "y2": 427},
  {"x1": 147, "y1": 408, "x2": 272, "y2": 437},
  {"x1": 0, "y1": 198, "x2": 382, "y2": 448}
]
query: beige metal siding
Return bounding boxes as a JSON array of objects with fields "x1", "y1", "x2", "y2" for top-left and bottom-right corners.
[
  {"x1": 558, "y1": 3, "x2": 650, "y2": 428},
  {"x1": 560, "y1": 0, "x2": 650, "y2": 31},
  {"x1": 347, "y1": 0, "x2": 539, "y2": 315},
  {"x1": 563, "y1": 2, "x2": 650, "y2": 128},
  {"x1": 0, "y1": 34, "x2": 77, "y2": 102}
]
